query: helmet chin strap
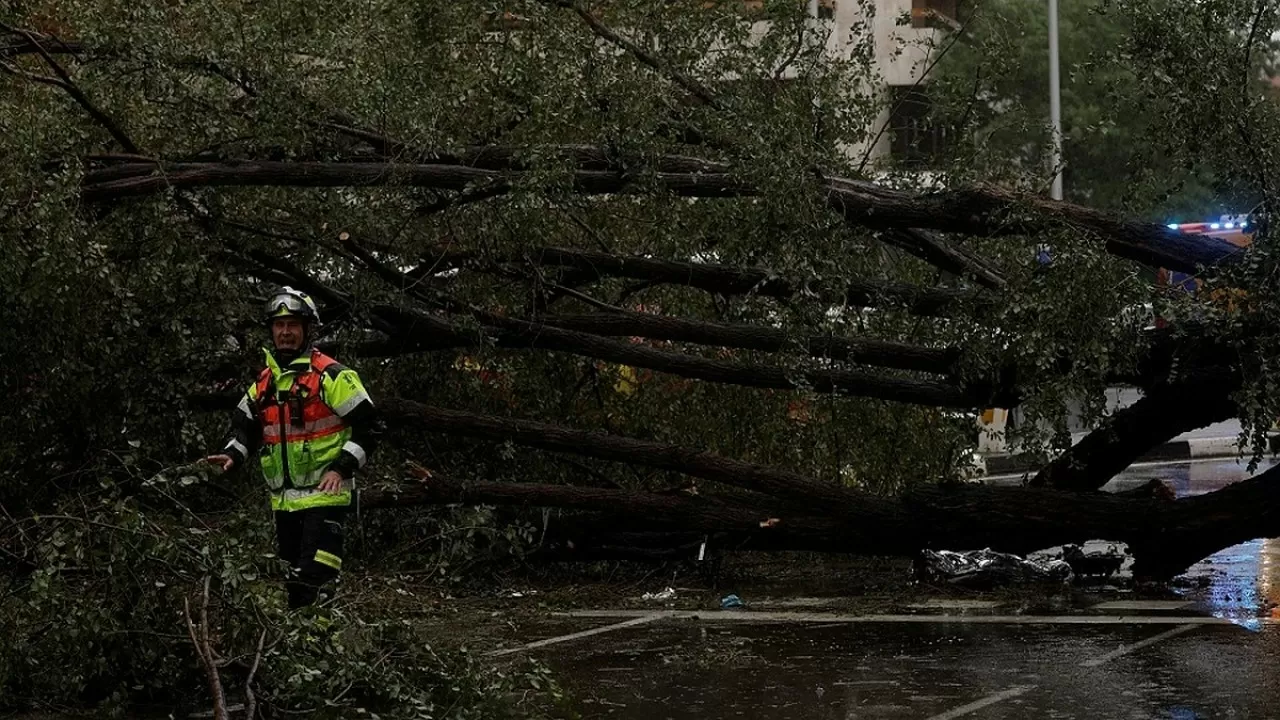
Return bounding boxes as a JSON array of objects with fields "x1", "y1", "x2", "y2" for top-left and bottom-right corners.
[{"x1": 272, "y1": 345, "x2": 304, "y2": 363}]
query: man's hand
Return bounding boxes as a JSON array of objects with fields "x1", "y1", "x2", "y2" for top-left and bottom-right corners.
[
  {"x1": 318, "y1": 470, "x2": 345, "y2": 494},
  {"x1": 203, "y1": 454, "x2": 235, "y2": 472}
]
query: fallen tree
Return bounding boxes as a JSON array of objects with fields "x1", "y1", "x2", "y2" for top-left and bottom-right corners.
[
  {"x1": 5, "y1": 11, "x2": 1275, "y2": 596},
  {"x1": 363, "y1": 402, "x2": 1280, "y2": 579}
]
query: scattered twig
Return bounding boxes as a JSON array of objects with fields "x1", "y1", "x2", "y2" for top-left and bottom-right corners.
[
  {"x1": 244, "y1": 629, "x2": 267, "y2": 720},
  {"x1": 544, "y1": 282, "x2": 626, "y2": 313},
  {"x1": 184, "y1": 577, "x2": 228, "y2": 720}
]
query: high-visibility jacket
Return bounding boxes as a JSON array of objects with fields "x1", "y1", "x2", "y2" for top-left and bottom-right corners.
[{"x1": 222, "y1": 348, "x2": 378, "y2": 511}]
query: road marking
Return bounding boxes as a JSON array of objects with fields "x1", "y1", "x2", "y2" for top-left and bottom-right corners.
[
  {"x1": 487, "y1": 615, "x2": 662, "y2": 657},
  {"x1": 1092, "y1": 600, "x2": 1193, "y2": 611},
  {"x1": 558, "y1": 610, "x2": 1235, "y2": 625},
  {"x1": 908, "y1": 599, "x2": 1002, "y2": 609},
  {"x1": 1080, "y1": 623, "x2": 1198, "y2": 667},
  {"x1": 982, "y1": 456, "x2": 1264, "y2": 483},
  {"x1": 922, "y1": 685, "x2": 1036, "y2": 720},
  {"x1": 916, "y1": 621, "x2": 1202, "y2": 719}
]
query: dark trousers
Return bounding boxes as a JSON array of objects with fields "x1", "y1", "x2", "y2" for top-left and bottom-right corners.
[{"x1": 274, "y1": 506, "x2": 346, "y2": 609}]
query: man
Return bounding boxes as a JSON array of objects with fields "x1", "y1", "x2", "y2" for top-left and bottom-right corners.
[{"x1": 204, "y1": 287, "x2": 378, "y2": 609}]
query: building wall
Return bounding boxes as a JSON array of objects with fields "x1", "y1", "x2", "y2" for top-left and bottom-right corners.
[{"x1": 803, "y1": 0, "x2": 947, "y2": 166}]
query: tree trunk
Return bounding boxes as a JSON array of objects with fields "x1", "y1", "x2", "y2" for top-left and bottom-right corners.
[
  {"x1": 1031, "y1": 381, "x2": 1239, "y2": 491},
  {"x1": 378, "y1": 399, "x2": 1280, "y2": 577}
]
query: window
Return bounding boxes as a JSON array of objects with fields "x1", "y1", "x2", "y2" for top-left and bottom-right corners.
[
  {"x1": 888, "y1": 86, "x2": 953, "y2": 168},
  {"x1": 911, "y1": 0, "x2": 962, "y2": 28}
]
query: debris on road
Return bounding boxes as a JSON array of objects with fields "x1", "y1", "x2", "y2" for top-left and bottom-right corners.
[
  {"x1": 915, "y1": 548, "x2": 1073, "y2": 589},
  {"x1": 640, "y1": 587, "x2": 678, "y2": 602}
]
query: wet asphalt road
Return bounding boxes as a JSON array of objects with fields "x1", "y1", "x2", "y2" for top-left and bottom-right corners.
[
  {"x1": 548, "y1": 621, "x2": 1272, "y2": 719},
  {"x1": 517, "y1": 459, "x2": 1280, "y2": 719}
]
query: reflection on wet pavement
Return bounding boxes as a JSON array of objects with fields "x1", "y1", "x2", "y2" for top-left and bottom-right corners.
[
  {"x1": 1148, "y1": 458, "x2": 1280, "y2": 630},
  {"x1": 540, "y1": 621, "x2": 1264, "y2": 718}
]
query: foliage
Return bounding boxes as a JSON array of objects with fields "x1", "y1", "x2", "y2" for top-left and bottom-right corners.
[{"x1": 0, "y1": 470, "x2": 562, "y2": 717}]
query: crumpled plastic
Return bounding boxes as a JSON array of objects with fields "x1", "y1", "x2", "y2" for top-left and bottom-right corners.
[
  {"x1": 640, "y1": 587, "x2": 678, "y2": 601},
  {"x1": 915, "y1": 548, "x2": 1073, "y2": 588}
]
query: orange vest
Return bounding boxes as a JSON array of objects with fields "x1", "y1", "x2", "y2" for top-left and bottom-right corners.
[{"x1": 253, "y1": 351, "x2": 348, "y2": 487}]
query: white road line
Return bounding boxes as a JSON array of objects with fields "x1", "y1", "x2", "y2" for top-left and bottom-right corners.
[
  {"x1": 916, "y1": 621, "x2": 1203, "y2": 720},
  {"x1": 982, "y1": 455, "x2": 1260, "y2": 482},
  {"x1": 557, "y1": 610, "x2": 1235, "y2": 625},
  {"x1": 486, "y1": 615, "x2": 662, "y2": 657},
  {"x1": 1091, "y1": 600, "x2": 1193, "y2": 611},
  {"x1": 1079, "y1": 623, "x2": 1198, "y2": 667},
  {"x1": 922, "y1": 685, "x2": 1037, "y2": 720}
]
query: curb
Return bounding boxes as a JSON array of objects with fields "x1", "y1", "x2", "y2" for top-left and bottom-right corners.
[{"x1": 979, "y1": 434, "x2": 1280, "y2": 477}]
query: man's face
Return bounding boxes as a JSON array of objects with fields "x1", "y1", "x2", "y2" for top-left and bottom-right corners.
[{"x1": 271, "y1": 317, "x2": 306, "y2": 351}]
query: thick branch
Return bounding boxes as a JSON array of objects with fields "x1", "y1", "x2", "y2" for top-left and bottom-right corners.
[
  {"x1": 374, "y1": 303, "x2": 1001, "y2": 408},
  {"x1": 824, "y1": 182, "x2": 1240, "y2": 274},
  {"x1": 881, "y1": 228, "x2": 1006, "y2": 289},
  {"x1": 536, "y1": 311, "x2": 961, "y2": 374},
  {"x1": 380, "y1": 398, "x2": 882, "y2": 514},
  {"x1": 378, "y1": 399, "x2": 1280, "y2": 577},
  {"x1": 362, "y1": 467, "x2": 802, "y2": 533},
  {"x1": 342, "y1": 238, "x2": 1000, "y2": 406},
  {"x1": 79, "y1": 157, "x2": 1237, "y2": 273},
  {"x1": 527, "y1": 246, "x2": 989, "y2": 317},
  {"x1": 80, "y1": 160, "x2": 751, "y2": 201},
  {"x1": 1030, "y1": 380, "x2": 1239, "y2": 491}
]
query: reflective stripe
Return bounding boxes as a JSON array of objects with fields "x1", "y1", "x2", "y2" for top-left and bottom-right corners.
[
  {"x1": 262, "y1": 461, "x2": 339, "y2": 491},
  {"x1": 226, "y1": 439, "x2": 249, "y2": 459},
  {"x1": 237, "y1": 396, "x2": 253, "y2": 419},
  {"x1": 262, "y1": 424, "x2": 346, "y2": 445},
  {"x1": 313, "y1": 550, "x2": 342, "y2": 570},
  {"x1": 262, "y1": 414, "x2": 346, "y2": 442},
  {"x1": 341, "y1": 441, "x2": 367, "y2": 468},
  {"x1": 271, "y1": 487, "x2": 353, "y2": 511},
  {"x1": 262, "y1": 467, "x2": 320, "y2": 491},
  {"x1": 332, "y1": 389, "x2": 371, "y2": 417}
]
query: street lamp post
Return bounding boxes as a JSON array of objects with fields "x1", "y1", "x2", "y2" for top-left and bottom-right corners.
[{"x1": 1048, "y1": 0, "x2": 1063, "y2": 200}]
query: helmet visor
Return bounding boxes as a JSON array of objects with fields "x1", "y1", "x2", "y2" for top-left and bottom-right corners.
[{"x1": 265, "y1": 294, "x2": 310, "y2": 319}]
